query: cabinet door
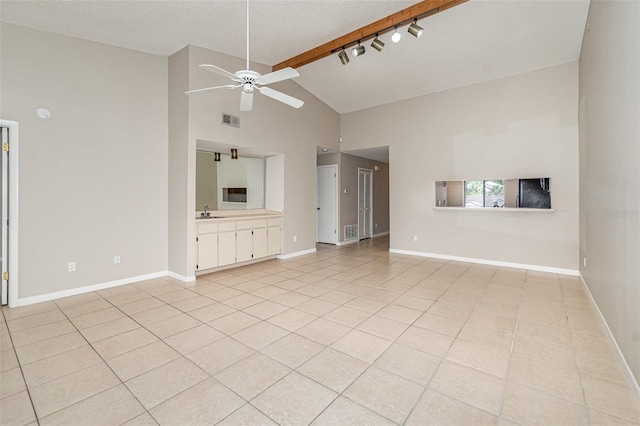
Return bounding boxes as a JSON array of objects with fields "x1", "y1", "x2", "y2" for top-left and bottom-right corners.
[
  {"x1": 267, "y1": 226, "x2": 281, "y2": 256},
  {"x1": 253, "y1": 228, "x2": 268, "y2": 259},
  {"x1": 218, "y1": 231, "x2": 237, "y2": 266},
  {"x1": 236, "y1": 229, "x2": 253, "y2": 263},
  {"x1": 197, "y1": 233, "x2": 218, "y2": 270}
]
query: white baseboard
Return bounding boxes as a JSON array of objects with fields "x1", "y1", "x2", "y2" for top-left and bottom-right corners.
[
  {"x1": 388, "y1": 249, "x2": 580, "y2": 276},
  {"x1": 17, "y1": 271, "x2": 170, "y2": 307},
  {"x1": 580, "y1": 275, "x2": 640, "y2": 402},
  {"x1": 277, "y1": 248, "x2": 317, "y2": 260},
  {"x1": 373, "y1": 231, "x2": 390, "y2": 238},
  {"x1": 336, "y1": 239, "x2": 359, "y2": 246},
  {"x1": 167, "y1": 271, "x2": 196, "y2": 282}
]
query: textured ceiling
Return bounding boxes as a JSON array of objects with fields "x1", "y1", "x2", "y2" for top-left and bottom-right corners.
[{"x1": 1, "y1": 0, "x2": 589, "y2": 114}]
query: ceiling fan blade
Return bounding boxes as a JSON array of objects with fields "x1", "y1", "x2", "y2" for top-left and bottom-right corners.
[
  {"x1": 185, "y1": 84, "x2": 240, "y2": 95},
  {"x1": 199, "y1": 64, "x2": 242, "y2": 82},
  {"x1": 240, "y1": 91, "x2": 253, "y2": 111},
  {"x1": 256, "y1": 67, "x2": 300, "y2": 85},
  {"x1": 257, "y1": 86, "x2": 304, "y2": 109}
]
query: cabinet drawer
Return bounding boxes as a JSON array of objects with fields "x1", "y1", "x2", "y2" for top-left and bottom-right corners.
[
  {"x1": 218, "y1": 221, "x2": 236, "y2": 232},
  {"x1": 237, "y1": 220, "x2": 253, "y2": 230},
  {"x1": 197, "y1": 223, "x2": 218, "y2": 234},
  {"x1": 268, "y1": 217, "x2": 282, "y2": 227},
  {"x1": 253, "y1": 219, "x2": 267, "y2": 229}
]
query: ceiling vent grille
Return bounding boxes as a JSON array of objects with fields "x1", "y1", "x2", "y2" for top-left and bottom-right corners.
[{"x1": 222, "y1": 113, "x2": 240, "y2": 128}]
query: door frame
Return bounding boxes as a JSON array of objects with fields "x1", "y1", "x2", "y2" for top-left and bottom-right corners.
[
  {"x1": 316, "y1": 164, "x2": 338, "y2": 244},
  {"x1": 358, "y1": 168, "x2": 373, "y2": 240},
  {"x1": 0, "y1": 119, "x2": 19, "y2": 307}
]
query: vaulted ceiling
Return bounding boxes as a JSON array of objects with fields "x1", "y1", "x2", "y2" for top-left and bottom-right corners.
[{"x1": 1, "y1": 0, "x2": 589, "y2": 114}]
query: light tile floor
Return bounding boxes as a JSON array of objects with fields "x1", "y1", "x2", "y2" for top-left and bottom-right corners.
[{"x1": 1, "y1": 237, "x2": 639, "y2": 425}]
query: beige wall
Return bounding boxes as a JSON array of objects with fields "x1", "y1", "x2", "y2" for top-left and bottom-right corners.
[
  {"x1": 167, "y1": 45, "x2": 340, "y2": 276},
  {"x1": 317, "y1": 152, "x2": 339, "y2": 167},
  {"x1": 1, "y1": 24, "x2": 168, "y2": 298},
  {"x1": 168, "y1": 46, "x2": 190, "y2": 276},
  {"x1": 579, "y1": 1, "x2": 639, "y2": 384},
  {"x1": 445, "y1": 181, "x2": 464, "y2": 207},
  {"x1": 341, "y1": 63, "x2": 579, "y2": 270}
]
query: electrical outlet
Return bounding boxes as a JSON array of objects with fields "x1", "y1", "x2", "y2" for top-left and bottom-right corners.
[
  {"x1": 293, "y1": 235, "x2": 298, "y2": 242},
  {"x1": 68, "y1": 262, "x2": 76, "y2": 272},
  {"x1": 412, "y1": 234, "x2": 418, "y2": 242},
  {"x1": 114, "y1": 255, "x2": 121, "y2": 265}
]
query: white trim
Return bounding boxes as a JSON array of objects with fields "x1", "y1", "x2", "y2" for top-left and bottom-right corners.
[
  {"x1": 388, "y1": 248, "x2": 579, "y2": 276},
  {"x1": 336, "y1": 239, "x2": 359, "y2": 246},
  {"x1": 580, "y1": 275, "x2": 640, "y2": 402},
  {"x1": 373, "y1": 231, "x2": 389, "y2": 238},
  {"x1": 167, "y1": 271, "x2": 196, "y2": 282},
  {"x1": 0, "y1": 119, "x2": 19, "y2": 307},
  {"x1": 17, "y1": 271, "x2": 169, "y2": 306},
  {"x1": 277, "y1": 248, "x2": 316, "y2": 259}
]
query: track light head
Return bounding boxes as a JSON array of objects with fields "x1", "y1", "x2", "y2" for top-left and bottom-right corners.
[
  {"x1": 338, "y1": 48, "x2": 350, "y2": 65},
  {"x1": 231, "y1": 148, "x2": 238, "y2": 160},
  {"x1": 371, "y1": 34, "x2": 385, "y2": 52},
  {"x1": 351, "y1": 41, "x2": 365, "y2": 57},
  {"x1": 408, "y1": 19, "x2": 424, "y2": 38},
  {"x1": 214, "y1": 152, "x2": 221, "y2": 162},
  {"x1": 391, "y1": 26, "x2": 402, "y2": 43}
]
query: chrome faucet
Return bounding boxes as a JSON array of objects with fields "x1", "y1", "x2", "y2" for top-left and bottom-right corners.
[{"x1": 204, "y1": 205, "x2": 210, "y2": 217}]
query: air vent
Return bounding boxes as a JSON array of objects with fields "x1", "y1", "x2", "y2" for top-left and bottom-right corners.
[
  {"x1": 222, "y1": 113, "x2": 240, "y2": 128},
  {"x1": 344, "y1": 225, "x2": 358, "y2": 241}
]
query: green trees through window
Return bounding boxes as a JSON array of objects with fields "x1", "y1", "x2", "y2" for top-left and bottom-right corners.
[{"x1": 465, "y1": 180, "x2": 505, "y2": 207}]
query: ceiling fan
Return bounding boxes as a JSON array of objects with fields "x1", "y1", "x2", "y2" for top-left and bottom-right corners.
[{"x1": 185, "y1": 0, "x2": 304, "y2": 111}]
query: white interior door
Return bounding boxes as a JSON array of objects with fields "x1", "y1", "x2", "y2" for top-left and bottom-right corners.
[
  {"x1": 1, "y1": 127, "x2": 8, "y2": 305},
  {"x1": 358, "y1": 168, "x2": 373, "y2": 240},
  {"x1": 317, "y1": 165, "x2": 337, "y2": 244}
]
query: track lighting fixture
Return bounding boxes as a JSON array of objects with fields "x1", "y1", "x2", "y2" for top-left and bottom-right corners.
[
  {"x1": 351, "y1": 41, "x2": 365, "y2": 57},
  {"x1": 338, "y1": 48, "x2": 350, "y2": 65},
  {"x1": 214, "y1": 152, "x2": 221, "y2": 162},
  {"x1": 371, "y1": 34, "x2": 385, "y2": 52},
  {"x1": 408, "y1": 18, "x2": 424, "y2": 38},
  {"x1": 231, "y1": 148, "x2": 238, "y2": 160},
  {"x1": 391, "y1": 26, "x2": 402, "y2": 43},
  {"x1": 332, "y1": 8, "x2": 436, "y2": 67}
]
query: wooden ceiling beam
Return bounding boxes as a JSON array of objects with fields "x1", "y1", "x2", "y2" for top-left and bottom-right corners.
[{"x1": 272, "y1": 0, "x2": 468, "y2": 71}]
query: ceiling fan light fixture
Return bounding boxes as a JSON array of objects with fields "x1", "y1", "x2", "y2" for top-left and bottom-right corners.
[
  {"x1": 351, "y1": 41, "x2": 365, "y2": 57},
  {"x1": 371, "y1": 35, "x2": 385, "y2": 52},
  {"x1": 408, "y1": 19, "x2": 424, "y2": 38},
  {"x1": 338, "y1": 48, "x2": 350, "y2": 65},
  {"x1": 391, "y1": 26, "x2": 402, "y2": 43},
  {"x1": 231, "y1": 149, "x2": 238, "y2": 160}
]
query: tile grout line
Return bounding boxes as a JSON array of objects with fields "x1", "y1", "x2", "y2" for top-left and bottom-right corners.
[{"x1": 1, "y1": 305, "x2": 42, "y2": 426}]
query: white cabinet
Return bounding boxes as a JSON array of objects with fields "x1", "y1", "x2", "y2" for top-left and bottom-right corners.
[
  {"x1": 218, "y1": 221, "x2": 237, "y2": 266},
  {"x1": 237, "y1": 230, "x2": 253, "y2": 262},
  {"x1": 253, "y1": 227, "x2": 268, "y2": 258},
  {"x1": 267, "y1": 217, "x2": 282, "y2": 256},
  {"x1": 196, "y1": 223, "x2": 218, "y2": 270},
  {"x1": 196, "y1": 215, "x2": 281, "y2": 273}
]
